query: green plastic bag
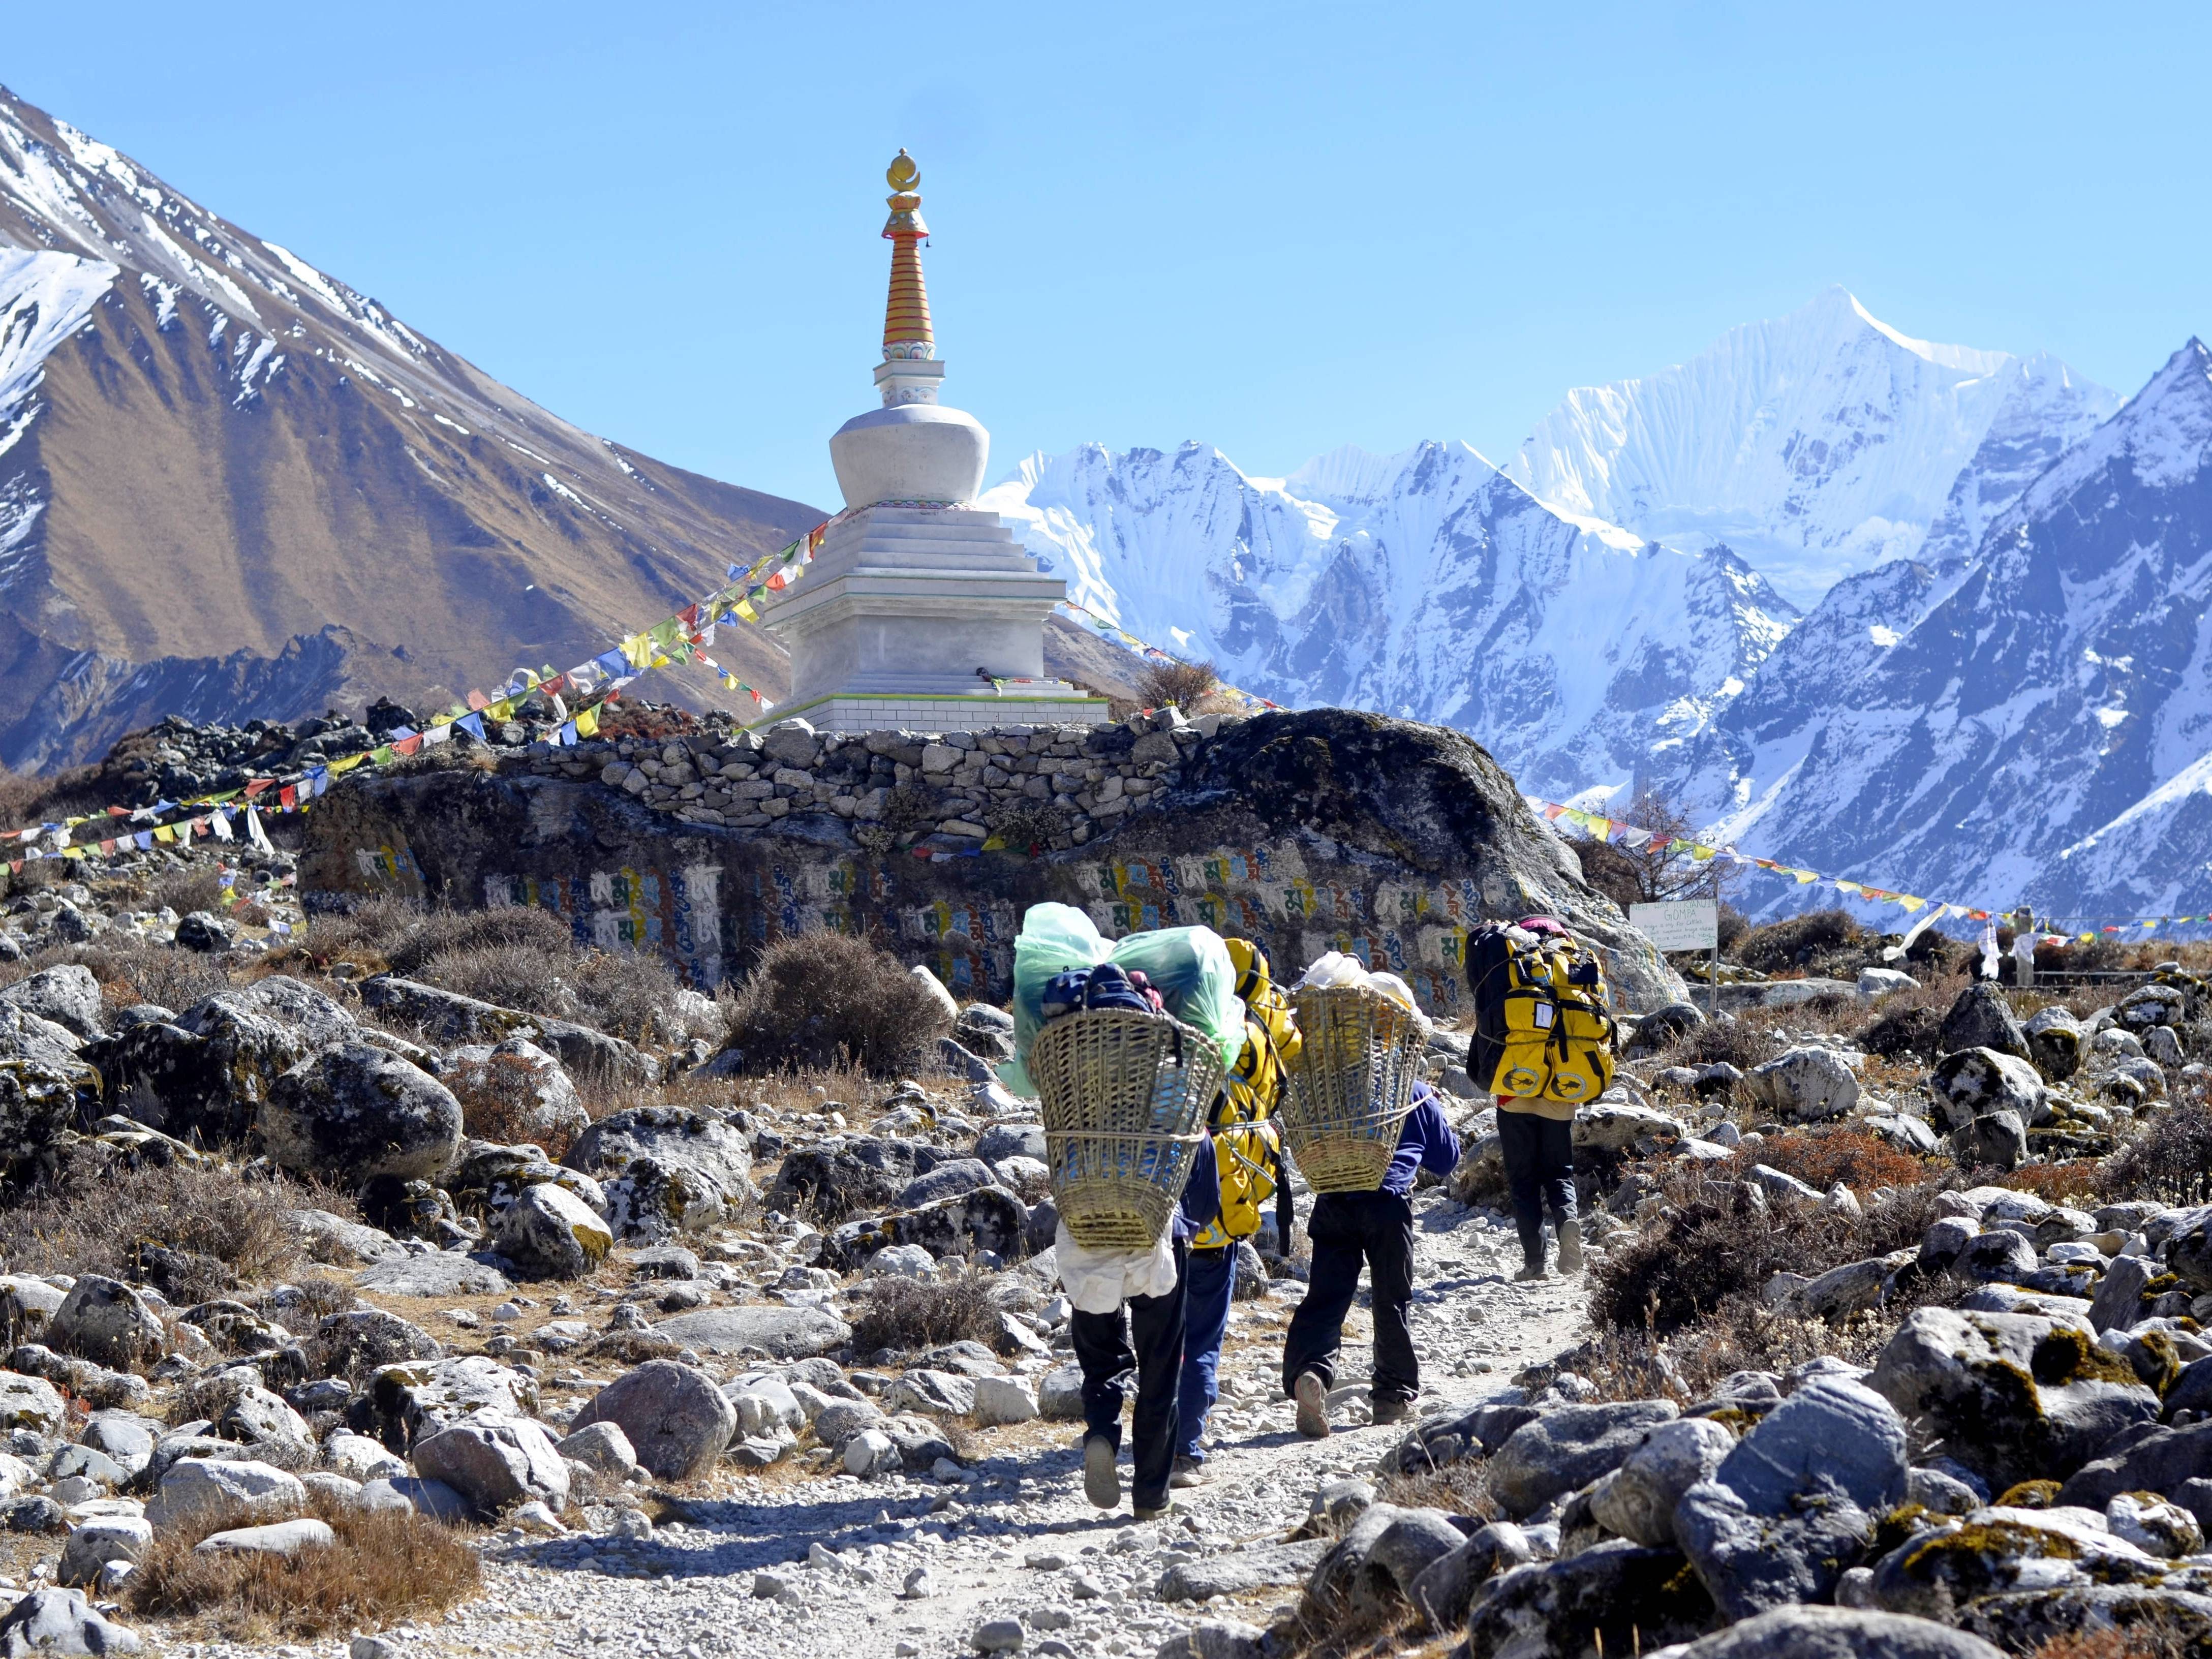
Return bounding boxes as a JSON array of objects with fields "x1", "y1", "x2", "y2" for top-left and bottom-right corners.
[{"x1": 1002, "y1": 904, "x2": 1244, "y2": 1096}]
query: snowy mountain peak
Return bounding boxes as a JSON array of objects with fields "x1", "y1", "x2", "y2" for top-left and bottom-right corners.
[{"x1": 1506, "y1": 289, "x2": 2117, "y2": 607}]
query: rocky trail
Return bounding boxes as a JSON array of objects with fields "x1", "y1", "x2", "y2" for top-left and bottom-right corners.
[{"x1": 354, "y1": 1196, "x2": 1578, "y2": 1659}]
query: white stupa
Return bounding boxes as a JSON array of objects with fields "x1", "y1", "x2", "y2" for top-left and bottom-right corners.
[{"x1": 762, "y1": 151, "x2": 1105, "y2": 733}]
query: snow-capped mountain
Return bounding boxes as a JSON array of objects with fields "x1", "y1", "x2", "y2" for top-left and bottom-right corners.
[
  {"x1": 1507, "y1": 288, "x2": 2119, "y2": 607},
  {"x1": 0, "y1": 86, "x2": 817, "y2": 771},
  {"x1": 1679, "y1": 339, "x2": 2212, "y2": 921},
  {"x1": 980, "y1": 440, "x2": 1796, "y2": 801}
]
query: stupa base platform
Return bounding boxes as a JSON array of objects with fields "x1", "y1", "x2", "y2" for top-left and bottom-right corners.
[{"x1": 758, "y1": 688, "x2": 1109, "y2": 734}]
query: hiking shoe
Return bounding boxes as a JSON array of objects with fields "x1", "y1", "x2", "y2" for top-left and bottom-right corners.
[
  {"x1": 1169, "y1": 1457, "x2": 1208, "y2": 1488},
  {"x1": 1514, "y1": 1261, "x2": 1549, "y2": 1282},
  {"x1": 1133, "y1": 1499, "x2": 1174, "y2": 1522},
  {"x1": 1294, "y1": 1371, "x2": 1332, "y2": 1439},
  {"x1": 1083, "y1": 1435, "x2": 1121, "y2": 1509},
  {"x1": 1370, "y1": 1396, "x2": 1412, "y2": 1427},
  {"x1": 1556, "y1": 1224, "x2": 1584, "y2": 1275}
]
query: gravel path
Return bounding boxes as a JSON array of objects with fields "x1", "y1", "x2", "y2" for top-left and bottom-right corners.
[{"x1": 336, "y1": 1191, "x2": 1589, "y2": 1659}]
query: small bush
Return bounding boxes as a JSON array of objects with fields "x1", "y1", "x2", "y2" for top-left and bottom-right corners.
[
  {"x1": 1753, "y1": 1129, "x2": 1940, "y2": 1194},
  {"x1": 2099, "y1": 1101, "x2": 2212, "y2": 1206},
  {"x1": 9, "y1": 939, "x2": 232, "y2": 1017},
  {"x1": 1734, "y1": 909, "x2": 1867, "y2": 975},
  {"x1": 1999, "y1": 1161, "x2": 2104, "y2": 1205},
  {"x1": 723, "y1": 933, "x2": 951, "y2": 1076},
  {"x1": 148, "y1": 866, "x2": 226, "y2": 917},
  {"x1": 0, "y1": 1161, "x2": 326, "y2": 1302},
  {"x1": 846, "y1": 1272, "x2": 1001, "y2": 1356},
  {"x1": 565, "y1": 947, "x2": 687, "y2": 1044},
  {"x1": 445, "y1": 1050, "x2": 576, "y2": 1157},
  {"x1": 124, "y1": 1491, "x2": 479, "y2": 1638},
  {"x1": 386, "y1": 904, "x2": 577, "y2": 981},
  {"x1": 1589, "y1": 1162, "x2": 1953, "y2": 1335},
  {"x1": 1134, "y1": 658, "x2": 1221, "y2": 712},
  {"x1": 1655, "y1": 1016, "x2": 1774, "y2": 1073}
]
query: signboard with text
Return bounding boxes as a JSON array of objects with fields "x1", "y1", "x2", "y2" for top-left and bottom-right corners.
[{"x1": 1629, "y1": 898, "x2": 1720, "y2": 953}]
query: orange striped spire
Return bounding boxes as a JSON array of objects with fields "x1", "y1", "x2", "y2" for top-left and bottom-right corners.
[{"x1": 880, "y1": 149, "x2": 933, "y2": 361}]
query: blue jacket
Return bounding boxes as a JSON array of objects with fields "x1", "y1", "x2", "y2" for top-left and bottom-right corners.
[
  {"x1": 1380, "y1": 1083, "x2": 1460, "y2": 1196},
  {"x1": 1175, "y1": 1135, "x2": 1221, "y2": 1243}
]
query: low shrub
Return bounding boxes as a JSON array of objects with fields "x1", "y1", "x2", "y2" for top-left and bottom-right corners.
[
  {"x1": 1734, "y1": 909, "x2": 1867, "y2": 975},
  {"x1": 0, "y1": 939, "x2": 233, "y2": 1016},
  {"x1": 1134, "y1": 657, "x2": 1222, "y2": 712},
  {"x1": 846, "y1": 1271, "x2": 1001, "y2": 1356},
  {"x1": 722, "y1": 932, "x2": 951, "y2": 1076},
  {"x1": 124, "y1": 1490, "x2": 479, "y2": 1639},
  {"x1": 0, "y1": 1161, "x2": 325, "y2": 1303},
  {"x1": 1999, "y1": 1161, "x2": 2105, "y2": 1205},
  {"x1": 446, "y1": 1049, "x2": 578, "y2": 1157},
  {"x1": 1589, "y1": 1161, "x2": 1952, "y2": 1335},
  {"x1": 147, "y1": 866, "x2": 226, "y2": 917},
  {"x1": 1752, "y1": 1129, "x2": 1942, "y2": 1194},
  {"x1": 2098, "y1": 1101, "x2": 2212, "y2": 1207},
  {"x1": 1655, "y1": 1015, "x2": 1775, "y2": 1073}
]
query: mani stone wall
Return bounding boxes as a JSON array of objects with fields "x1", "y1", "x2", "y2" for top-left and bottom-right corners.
[{"x1": 298, "y1": 707, "x2": 1685, "y2": 1015}]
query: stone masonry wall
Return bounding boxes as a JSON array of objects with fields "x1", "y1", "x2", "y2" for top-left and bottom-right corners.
[{"x1": 300, "y1": 708, "x2": 1686, "y2": 1016}]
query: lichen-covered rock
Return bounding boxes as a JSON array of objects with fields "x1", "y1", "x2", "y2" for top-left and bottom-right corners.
[
  {"x1": 2024, "y1": 1007, "x2": 2082, "y2": 1081},
  {"x1": 1930, "y1": 1049, "x2": 2047, "y2": 1131},
  {"x1": 1673, "y1": 1379, "x2": 1909, "y2": 1619},
  {"x1": 1937, "y1": 984, "x2": 2031, "y2": 1062},
  {"x1": 411, "y1": 1415, "x2": 568, "y2": 1515},
  {"x1": 490, "y1": 1182, "x2": 613, "y2": 1279},
  {"x1": 1953, "y1": 1584, "x2": 2212, "y2": 1656},
  {"x1": 257, "y1": 1042, "x2": 462, "y2": 1184},
  {"x1": 825, "y1": 1187, "x2": 1031, "y2": 1269},
  {"x1": 1464, "y1": 1539, "x2": 1713, "y2": 1659},
  {"x1": 1671, "y1": 1605, "x2": 2006, "y2": 1658},
  {"x1": 1868, "y1": 1506, "x2": 2168, "y2": 1618},
  {"x1": 0, "y1": 1371, "x2": 66, "y2": 1435},
  {"x1": 0, "y1": 1586, "x2": 143, "y2": 1655},
  {"x1": 0, "y1": 1059, "x2": 81, "y2": 1185},
  {"x1": 1588, "y1": 1417, "x2": 1734, "y2": 1548},
  {"x1": 0, "y1": 967, "x2": 104, "y2": 1042},
  {"x1": 564, "y1": 1107, "x2": 754, "y2": 1240},
  {"x1": 145, "y1": 1457, "x2": 306, "y2": 1531},
  {"x1": 1486, "y1": 1400, "x2": 1679, "y2": 1519},
  {"x1": 313, "y1": 1308, "x2": 442, "y2": 1376},
  {"x1": 365, "y1": 1356, "x2": 539, "y2": 1450},
  {"x1": 47, "y1": 1277, "x2": 165, "y2": 1371},
  {"x1": 2055, "y1": 1418, "x2": 2212, "y2": 1509},
  {"x1": 569, "y1": 1360, "x2": 736, "y2": 1480},
  {"x1": 356, "y1": 975, "x2": 538, "y2": 1044},
  {"x1": 1869, "y1": 1308, "x2": 2159, "y2": 1491}
]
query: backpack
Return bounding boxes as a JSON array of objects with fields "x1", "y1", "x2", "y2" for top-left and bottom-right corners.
[{"x1": 1467, "y1": 924, "x2": 1617, "y2": 1105}]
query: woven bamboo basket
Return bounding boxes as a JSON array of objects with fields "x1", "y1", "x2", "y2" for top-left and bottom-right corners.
[
  {"x1": 1280, "y1": 983, "x2": 1431, "y2": 1192},
  {"x1": 1030, "y1": 1007, "x2": 1225, "y2": 1249}
]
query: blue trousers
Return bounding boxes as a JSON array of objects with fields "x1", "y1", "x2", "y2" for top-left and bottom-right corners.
[{"x1": 1175, "y1": 1245, "x2": 1237, "y2": 1463}]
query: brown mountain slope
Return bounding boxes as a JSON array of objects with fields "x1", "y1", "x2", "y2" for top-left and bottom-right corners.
[{"x1": 0, "y1": 85, "x2": 820, "y2": 771}]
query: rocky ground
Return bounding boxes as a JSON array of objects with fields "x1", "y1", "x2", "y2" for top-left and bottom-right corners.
[{"x1": 11, "y1": 729, "x2": 2212, "y2": 1659}]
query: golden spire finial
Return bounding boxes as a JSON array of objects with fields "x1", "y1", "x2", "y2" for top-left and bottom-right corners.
[{"x1": 880, "y1": 148, "x2": 933, "y2": 361}]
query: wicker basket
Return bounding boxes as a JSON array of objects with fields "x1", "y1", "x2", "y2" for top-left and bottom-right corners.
[
  {"x1": 1280, "y1": 983, "x2": 1431, "y2": 1192},
  {"x1": 1030, "y1": 1007, "x2": 1225, "y2": 1249}
]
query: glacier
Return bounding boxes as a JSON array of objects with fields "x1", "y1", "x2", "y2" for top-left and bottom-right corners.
[
  {"x1": 1506, "y1": 287, "x2": 2119, "y2": 608},
  {"x1": 980, "y1": 438, "x2": 1795, "y2": 803}
]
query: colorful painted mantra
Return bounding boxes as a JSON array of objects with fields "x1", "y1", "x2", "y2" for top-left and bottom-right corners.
[{"x1": 337, "y1": 834, "x2": 1520, "y2": 1009}]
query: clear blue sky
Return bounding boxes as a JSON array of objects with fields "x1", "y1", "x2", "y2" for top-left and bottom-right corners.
[{"x1": 10, "y1": 2, "x2": 2207, "y2": 511}]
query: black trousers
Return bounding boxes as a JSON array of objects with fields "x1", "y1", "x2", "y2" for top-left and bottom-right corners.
[
  {"x1": 1070, "y1": 1236, "x2": 1189, "y2": 1510},
  {"x1": 1496, "y1": 1108, "x2": 1577, "y2": 1267},
  {"x1": 1280, "y1": 1189, "x2": 1418, "y2": 1405}
]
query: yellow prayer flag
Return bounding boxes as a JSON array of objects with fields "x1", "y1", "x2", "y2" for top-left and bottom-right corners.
[
  {"x1": 329, "y1": 753, "x2": 366, "y2": 774},
  {"x1": 575, "y1": 706, "x2": 600, "y2": 737},
  {"x1": 153, "y1": 825, "x2": 176, "y2": 843},
  {"x1": 1897, "y1": 896, "x2": 1925, "y2": 912},
  {"x1": 735, "y1": 599, "x2": 758, "y2": 622}
]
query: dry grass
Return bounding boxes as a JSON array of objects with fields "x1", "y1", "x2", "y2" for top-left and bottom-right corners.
[
  {"x1": 1, "y1": 937, "x2": 234, "y2": 1016},
  {"x1": 1998, "y1": 1161, "x2": 2107, "y2": 1205},
  {"x1": 124, "y1": 1491, "x2": 480, "y2": 1639},
  {"x1": 148, "y1": 865, "x2": 226, "y2": 916},
  {"x1": 846, "y1": 1271, "x2": 1004, "y2": 1356},
  {"x1": 1588, "y1": 1160, "x2": 1954, "y2": 1335},
  {"x1": 447, "y1": 1048, "x2": 580, "y2": 1158},
  {"x1": 1733, "y1": 909, "x2": 1871, "y2": 977},
  {"x1": 2098, "y1": 1100, "x2": 2212, "y2": 1206},
  {"x1": 1574, "y1": 1292, "x2": 1947, "y2": 1407},
  {"x1": 2029, "y1": 1622, "x2": 2202, "y2": 1659},
  {"x1": 1375, "y1": 1459, "x2": 1498, "y2": 1521},
  {"x1": 1752, "y1": 1128, "x2": 1944, "y2": 1194},
  {"x1": 0, "y1": 1160, "x2": 329, "y2": 1303},
  {"x1": 722, "y1": 932, "x2": 951, "y2": 1076}
]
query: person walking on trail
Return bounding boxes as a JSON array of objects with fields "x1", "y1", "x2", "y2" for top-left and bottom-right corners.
[
  {"x1": 1467, "y1": 914, "x2": 1614, "y2": 1282},
  {"x1": 1171, "y1": 939, "x2": 1297, "y2": 1488},
  {"x1": 1068, "y1": 1122, "x2": 1220, "y2": 1521},
  {"x1": 1280, "y1": 1078, "x2": 1459, "y2": 1438}
]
